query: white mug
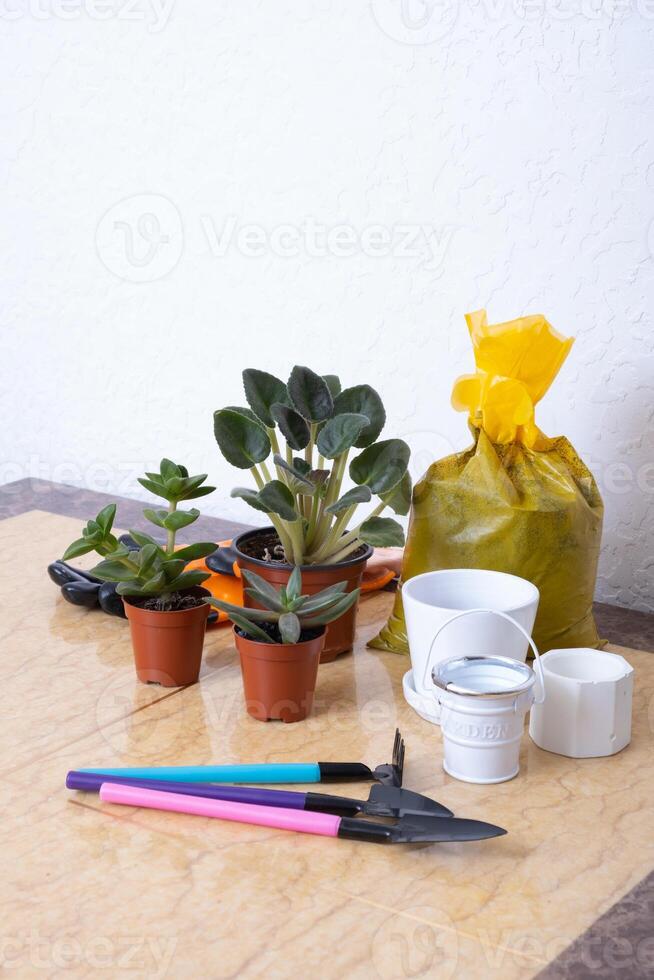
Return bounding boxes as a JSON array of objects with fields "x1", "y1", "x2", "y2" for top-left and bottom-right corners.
[{"x1": 402, "y1": 568, "x2": 540, "y2": 703}]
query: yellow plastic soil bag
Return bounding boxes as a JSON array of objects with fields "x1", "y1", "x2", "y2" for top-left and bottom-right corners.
[{"x1": 370, "y1": 309, "x2": 604, "y2": 655}]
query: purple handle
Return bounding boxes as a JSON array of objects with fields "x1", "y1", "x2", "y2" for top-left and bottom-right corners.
[{"x1": 66, "y1": 771, "x2": 307, "y2": 809}]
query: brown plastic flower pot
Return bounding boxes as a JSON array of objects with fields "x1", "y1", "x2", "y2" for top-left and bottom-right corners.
[
  {"x1": 233, "y1": 527, "x2": 372, "y2": 663},
  {"x1": 123, "y1": 588, "x2": 210, "y2": 687},
  {"x1": 234, "y1": 627, "x2": 325, "y2": 723}
]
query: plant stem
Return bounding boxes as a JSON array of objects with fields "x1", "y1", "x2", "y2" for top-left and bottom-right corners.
[
  {"x1": 311, "y1": 451, "x2": 347, "y2": 550},
  {"x1": 250, "y1": 465, "x2": 265, "y2": 490},
  {"x1": 305, "y1": 422, "x2": 317, "y2": 467},
  {"x1": 167, "y1": 499, "x2": 177, "y2": 555},
  {"x1": 317, "y1": 500, "x2": 386, "y2": 563},
  {"x1": 321, "y1": 536, "x2": 368, "y2": 565},
  {"x1": 250, "y1": 467, "x2": 295, "y2": 561}
]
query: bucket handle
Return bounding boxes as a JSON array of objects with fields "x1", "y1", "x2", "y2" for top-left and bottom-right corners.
[{"x1": 422, "y1": 607, "x2": 545, "y2": 705}]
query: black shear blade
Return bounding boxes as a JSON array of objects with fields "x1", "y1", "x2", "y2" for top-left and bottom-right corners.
[
  {"x1": 366, "y1": 784, "x2": 453, "y2": 818},
  {"x1": 392, "y1": 816, "x2": 507, "y2": 844}
]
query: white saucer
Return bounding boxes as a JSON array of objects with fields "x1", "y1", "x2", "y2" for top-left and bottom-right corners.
[{"x1": 402, "y1": 669, "x2": 442, "y2": 725}]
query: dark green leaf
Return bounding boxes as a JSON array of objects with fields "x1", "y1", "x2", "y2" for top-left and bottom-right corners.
[
  {"x1": 207, "y1": 597, "x2": 278, "y2": 621},
  {"x1": 279, "y1": 612, "x2": 301, "y2": 644},
  {"x1": 91, "y1": 559, "x2": 136, "y2": 583},
  {"x1": 297, "y1": 590, "x2": 351, "y2": 616},
  {"x1": 62, "y1": 537, "x2": 97, "y2": 561},
  {"x1": 214, "y1": 408, "x2": 272, "y2": 469},
  {"x1": 231, "y1": 487, "x2": 269, "y2": 514},
  {"x1": 273, "y1": 454, "x2": 314, "y2": 488},
  {"x1": 293, "y1": 458, "x2": 312, "y2": 476},
  {"x1": 225, "y1": 405, "x2": 266, "y2": 427},
  {"x1": 286, "y1": 566, "x2": 302, "y2": 602},
  {"x1": 161, "y1": 509, "x2": 200, "y2": 532},
  {"x1": 316, "y1": 413, "x2": 369, "y2": 459},
  {"x1": 349, "y1": 439, "x2": 410, "y2": 494},
  {"x1": 127, "y1": 529, "x2": 164, "y2": 552},
  {"x1": 287, "y1": 365, "x2": 333, "y2": 422},
  {"x1": 271, "y1": 403, "x2": 310, "y2": 450},
  {"x1": 95, "y1": 504, "x2": 116, "y2": 534},
  {"x1": 161, "y1": 558, "x2": 186, "y2": 579},
  {"x1": 257, "y1": 480, "x2": 298, "y2": 522},
  {"x1": 358, "y1": 516, "x2": 405, "y2": 547},
  {"x1": 173, "y1": 542, "x2": 218, "y2": 562},
  {"x1": 241, "y1": 569, "x2": 286, "y2": 609},
  {"x1": 138, "y1": 543, "x2": 159, "y2": 574},
  {"x1": 323, "y1": 374, "x2": 342, "y2": 398},
  {"x1": 182, "y1": 485, "x2": 216, "y2": 500},
  {"x1": 243, "y1": 587, "x2": 284, "y2": 612},
  {"x1": 137, "y1": 477, "x2": 169, "y2": 499},
  {"x1": 334, "y1": 385, "x2": 386, "y2": 447},
  {"x1": 381, "y1": 471, "x2": 413, "y2": 516},
  {"x1": 116, "y1": 582, "x2": 147, "y2": 596},
  {"x1": 165, "y1": 570, "x2": 210, "y2": 592},
  {"x1": 140, "y1": 570, "x2": 169, "y2": 593},
  {"x1": 226, "y1": 610, "x2": 275, "y2": 643},
  {"x1": 143, "y1": 508, "x2": 167, "y2": 529},
  {"x1": 301, "y1": 589, "x2": 360, "y2": 626},
  {"x1": 160, "y1": 458, "x2": 181, "y2": 481},
  {"x1": 242, "y1": 369, "x2": 289, "y2": 427},
  {"x1": 325, "y1": 485, "x2": 372, "y2": 514}
]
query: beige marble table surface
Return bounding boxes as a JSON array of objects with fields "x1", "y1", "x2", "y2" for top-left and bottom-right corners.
[{"x1": 2, "y1": 510, "x2": 654, "y2": 979}]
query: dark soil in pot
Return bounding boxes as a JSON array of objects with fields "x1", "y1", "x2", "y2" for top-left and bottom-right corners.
[
  {"x1": 233, "y1": 527, "x2": 372, "y2": 664},
  {"x1": 123, "y1": 586, "x2": 210, "y2": 688},
  {"x1": 234, "y1": 625, "x2": 325, "y2": 723}
]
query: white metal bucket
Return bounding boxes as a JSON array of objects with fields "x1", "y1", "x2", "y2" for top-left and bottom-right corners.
[{"x1": 430, "y1": 609, "x2": 545, "y2": 784}]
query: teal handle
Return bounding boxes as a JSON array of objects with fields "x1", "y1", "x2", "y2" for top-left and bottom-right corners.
[{"x1": 79, "y1": 763, "x2": 322, "y2": 784}]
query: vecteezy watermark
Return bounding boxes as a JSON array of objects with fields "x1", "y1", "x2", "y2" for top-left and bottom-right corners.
[
  {"x1": 94, "y1": 193, "x2": 456, "y2": 282},
  {"x1": 95, "y1": 194, "x2": 183, "y2": 283},
  {"x1": 371, "y1": 0, "x2": 460, "y2": 45},
  {"x1": 370, "y1": 0, "x2": 654, "y2": 45},
  {"x1": 0, "y1": 0, "x2": 174, "y2": 31},
  {"x1": 370, "y1": 906, "x2": 459, "y2": 979},
  {"x1": 200, "y1": 214, "x2": 455, "y2": 270},
  {"x1": 0, "y1": 930, "x2": 177, "y2": 976}
]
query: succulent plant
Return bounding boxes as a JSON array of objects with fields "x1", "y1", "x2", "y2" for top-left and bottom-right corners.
[
  {"x1": 213, "y1": 366, "x2": 411, "y2": 565},
  {"x1": 62, "y1": 460, "x2": 217, "y2": 610},
  {"x1": 206, "y1": 566, "x2": 360, "y2": 644}
]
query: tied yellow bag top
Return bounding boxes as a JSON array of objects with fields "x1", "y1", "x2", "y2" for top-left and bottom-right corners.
[{"x1": 370, "y1": 308, "x2": 604, "y2": 656}]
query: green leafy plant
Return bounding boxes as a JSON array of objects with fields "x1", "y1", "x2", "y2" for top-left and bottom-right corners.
[
  {"x1": 62, "y1": 460, "x2": 217, "y2": 610},
  {"x1": 207, "y1": 567, "x2": 360, "y2": 644},
  {"x1": 213, "y1": 367, "x2": 411, "y2": 565}
]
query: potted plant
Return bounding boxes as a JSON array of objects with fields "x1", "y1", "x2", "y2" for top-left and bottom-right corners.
[
  {"x1": 208, "y1": 566, "x2": 360, "y2": 722},
  {"x1": 213, "y1": 366, "x2": 411, "y2": 661},
  {"x1": 62, "y1": 460, "x2": 217, "y2": 687}
]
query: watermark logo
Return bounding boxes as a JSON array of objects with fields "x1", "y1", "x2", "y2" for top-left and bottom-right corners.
[
  {"x1": 371, "y1": 0, "x2": 460, "y2": 45},
  {"x1": 200, "y1": 214, "x2": 455, "y2": 270},
  {"x1": 371, "y1": 905, "x2": 459, "y2": 979},
  {"x1": 95, "y1": 193, "x2": 183, "y2": 283},
  {"x1": 0, "y1": 0, "x2": 175, "y2": 32}
]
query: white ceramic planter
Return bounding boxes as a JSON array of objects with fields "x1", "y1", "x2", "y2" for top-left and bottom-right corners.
[
  {"x1": 402, "y1": 569, "x2": 540, "y2": 711},
  {"x1": 529, "y1": 648, "x2": 634, "y2": 758}
]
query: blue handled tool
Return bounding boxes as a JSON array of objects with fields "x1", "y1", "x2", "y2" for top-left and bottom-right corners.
[{"x1": 79, "y1": 729, "x2": 405, "y2": 786}]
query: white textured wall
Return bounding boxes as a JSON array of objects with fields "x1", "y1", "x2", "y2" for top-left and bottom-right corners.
[{"x1": 1, "y1": 2, "x2": 653, "y2": 611}]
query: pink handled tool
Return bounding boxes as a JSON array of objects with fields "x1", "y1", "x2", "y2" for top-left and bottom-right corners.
[
  {"x1": 99, "y1": 782, "x2": 341, "y2": 836},
  {"x1": 98, "y1": 782, "x2": 506, "y2": 844}
]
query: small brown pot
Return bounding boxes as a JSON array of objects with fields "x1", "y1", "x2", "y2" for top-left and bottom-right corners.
[
  {"x1": 233, "y1": 527, "x2": 372, "y2": 663},
  {"x1": 123, "y1": 588, "x2": 210, "y2": 687},
  {"x1": 234, "y1": 626, "x2": 325, "y2": 723}
]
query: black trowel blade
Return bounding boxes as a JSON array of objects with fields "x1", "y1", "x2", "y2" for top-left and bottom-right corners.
[{"x1": 367, "y1": 784, "x2": 453, "y2": 818}]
